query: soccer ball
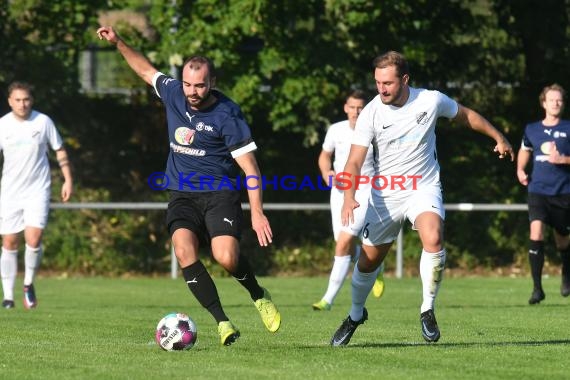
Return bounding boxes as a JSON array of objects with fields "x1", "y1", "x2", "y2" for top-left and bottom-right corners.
[{"x1": 155, "y1": 312, "x2": 198, "y2": 351}]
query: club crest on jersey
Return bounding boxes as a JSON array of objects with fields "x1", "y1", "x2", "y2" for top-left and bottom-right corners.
[
  {"x1": 195, "y1": 122, "x2": 214, "y2": 132},
  {"x1": 174, "y1": 127, "x2": 195, "y2": 145},
  {"x1": 416, "y1": 112, "x2": 430, "y2": 125}
]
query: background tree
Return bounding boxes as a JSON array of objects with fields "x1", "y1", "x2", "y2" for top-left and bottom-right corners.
[{"x1": 0, "y1": 0, "x2": 568, "y2": 274}]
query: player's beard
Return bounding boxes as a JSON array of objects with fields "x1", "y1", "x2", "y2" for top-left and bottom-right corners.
[
  {"x1": 187, "y1": 91, "x2": 211, "y2": 108},
  {"x1": 380, "y1": 84, "x2": 406, "y2": 107}
]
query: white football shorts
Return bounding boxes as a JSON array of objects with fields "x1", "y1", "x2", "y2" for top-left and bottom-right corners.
[
  {"x1": 330, "y1": 184, "x2": 372, "y2": 240},
  {"x1": 0, "y1": 194, "x2": 51, "y2": 234},
  {"x1": 361, "y1": 184, "x2": 445, "y2": 246}
]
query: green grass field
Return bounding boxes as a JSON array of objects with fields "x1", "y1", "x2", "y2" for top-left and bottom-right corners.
[{"x1": 0, "y1": 275, "x2": 569, "y2": 380}]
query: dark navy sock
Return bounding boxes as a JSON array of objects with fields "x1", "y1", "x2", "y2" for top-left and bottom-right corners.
[{"x1": 182, "y1": 260, "x2": 228, "y2": 323}]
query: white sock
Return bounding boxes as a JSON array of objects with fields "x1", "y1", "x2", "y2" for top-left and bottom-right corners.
[
  {"x1": 322, "y1": 255, "x2": 351, "y2": 304},
  {"x1": 1, "y1": 248, "x2": 18, "y2": 301},
  {"x1": 24, "y1": 244, "x2": 42, "y2": 286},
  {"x1": 420, "y1": 248, "x2": 446, "y2": 313},
  {"x1": 349, "y1": 264, "x2": 380, "y2": 321}
]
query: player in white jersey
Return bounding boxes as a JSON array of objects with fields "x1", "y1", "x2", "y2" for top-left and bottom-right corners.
[
  {"x1": 312, "y1": 90, "x2": 385, "y2": 311},
  {"x1": 0, "y1": 82, "x2": 73, "y2": 309},
  {"x1": 330, "y1": 51, "x2": 514, "y2": 346}
]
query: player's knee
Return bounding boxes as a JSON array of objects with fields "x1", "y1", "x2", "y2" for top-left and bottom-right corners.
[
  {"x1": 214, "y1": 250, "x2": 239, "y2": 271},
  {"x1": 173, "y1": 245, "x2": 199, "y2": 267},
  {"x1": 2, "y1": 236, "x2": 18, "y2": 251},
  {"x1": 421, "y1": 234, "x2": 443, "y2": 252}
]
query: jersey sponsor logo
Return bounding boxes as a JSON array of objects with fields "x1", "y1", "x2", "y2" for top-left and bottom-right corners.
[
  {"x1": 170, "y1": 142, "x2": 205, "y2": 156},
  {"x1": 544, "y1": 129, "x2": 552, "y2": 136},
  {"x1": 382, "y1": 124, "x2": 393, "y2": 129},
  {"x1": 174, "y1": 127, "x2": 196, "y2": 145},
  {"x1": 161, "y1": 77, "x2": 175, "y2": 86},
  {"x1": 540, "y1": 141, "x2": 554, "y2": 155},
  {"x1": 185, "y1": 112, "x2": 195, "y2": 123},
  {"x1": 553, "y1": 131, "x2": 567, "y2": 138},
  {"x1": 195, "y1": 122, "x2": 214, "y2": 132}
]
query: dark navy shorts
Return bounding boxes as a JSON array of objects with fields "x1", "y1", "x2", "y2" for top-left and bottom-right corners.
[
  {"x1": 528, "y1": 192, "x2": 570, "y2": 236},
  {"x1": 166, "y1": 190, "x2": 243, "y2": 244}
]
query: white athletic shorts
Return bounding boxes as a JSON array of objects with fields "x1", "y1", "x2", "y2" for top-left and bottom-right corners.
[
  {"x1": 0, "y1": 194, "x2": 50, "y2": 234},
  {"x1": 361, "y1": 184, "x2": 445, "y2": 246},
  {"x1": 330, "y1": 184, "x2": 372, "y2": 240}
]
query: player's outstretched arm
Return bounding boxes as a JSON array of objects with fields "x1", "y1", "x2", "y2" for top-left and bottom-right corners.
[
  {"x1": 234, "y1": 152, "x2": 273, "y2": 247},
  {"x1": 96, "y1": 26, "x2": 158, "y2": 86},
  {"x1": 454, "y1": 104, "x2": 515, "y2": 161}
]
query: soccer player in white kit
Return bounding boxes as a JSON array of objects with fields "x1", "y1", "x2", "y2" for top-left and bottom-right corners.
[
  {"x1": 312, "y1": 90, "x2": 385, "y2": 311},
  {"x1": 330, "y1": 51, "x2": 514, "y2": 346},
  {"x1": 0, "y1": 82, "x2": 73, "y2": 309}
]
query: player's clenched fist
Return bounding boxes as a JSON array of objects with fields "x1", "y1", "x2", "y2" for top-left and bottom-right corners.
[{"x1": 96, "y1": 26, "x2": 119, "y2": 44}]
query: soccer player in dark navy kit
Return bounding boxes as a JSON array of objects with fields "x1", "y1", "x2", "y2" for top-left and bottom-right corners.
[
  {"x1": 517, "y1": 84, "x2": 570, "y2": 304},
  {"x1": 97, "y1": 26, "x2": 280, "y2": 345}
]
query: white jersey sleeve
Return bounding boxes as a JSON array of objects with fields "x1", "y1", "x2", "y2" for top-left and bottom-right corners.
[
  {"x1": 322, "y1": 124, "x2": 336, "y2": 153},
  {"x1": 46, "y1": 115, "x2": 63, "y2": 150},
  {"x1": 435, "y1": 91, "x2": 459, "y2": 119},
  {"x1": 323, "y1": 120, "x2": 375, "y2": 177},
  {"x1": 352, "y1": 102, "x2": 376, "y2": 148}
]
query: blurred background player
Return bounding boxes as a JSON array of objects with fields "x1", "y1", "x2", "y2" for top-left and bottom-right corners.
[
  {"x1": 97, "y1": 26, "x2": 280, "y2": 345},
  {"x1": 330, "y1": 51, "x2": 514, "y2": 346},
  {"x1": 0, "y1": 81, "x2": 73, "y2": 309},
  {"x1": 517, "y1": 83, "x2": 570, "y2": 304},
  {"x1": 312, "y1": 90, "x2": 384, "y2": 311}
]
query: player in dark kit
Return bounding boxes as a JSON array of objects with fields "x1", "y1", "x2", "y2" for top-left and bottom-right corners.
[
  {"x1": 97, "y1": 26, "x2": 280, "y2": 345},
  {"x1": 517, "y1": 83, "x2": 570, "y2": 304}
]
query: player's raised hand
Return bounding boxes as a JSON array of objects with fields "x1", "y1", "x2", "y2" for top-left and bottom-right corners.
[
  {"x1": 96, "y1": 26, "x2": 120, "y2": 44},
  {"x1": 341, "y1": 198, "x2": 360, "y2": 227}
]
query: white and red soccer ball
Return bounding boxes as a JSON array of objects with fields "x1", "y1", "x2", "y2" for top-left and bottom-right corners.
[{"x1": 155, "y1": 312, "x2": 197, "y2": 351}]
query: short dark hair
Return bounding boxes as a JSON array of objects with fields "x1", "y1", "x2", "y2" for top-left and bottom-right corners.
[
  {"x1": 347, "y1": 89, "x2": 367, "y2": 102},
  {"x1": 539, "y1": 83, "x2": 566, "y2": 105},
  {"x1": 183, "y1": 56, "x2": 216, "y2": 78},
  {"x1": 7, "y1": 81, "x2": 33, "y2": 96},
  {"x1": 372, "y1": 51, "x2": 409, "y2": 77}
]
